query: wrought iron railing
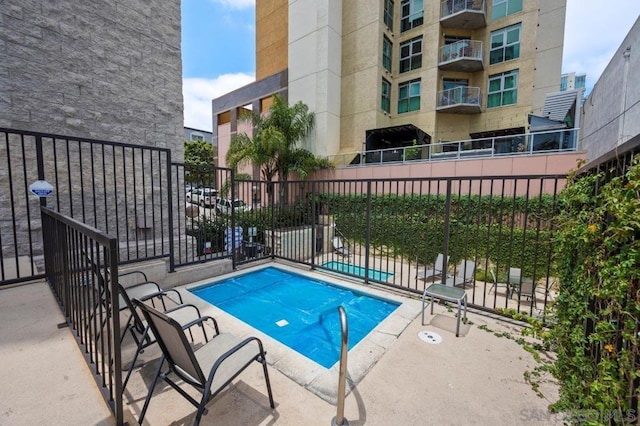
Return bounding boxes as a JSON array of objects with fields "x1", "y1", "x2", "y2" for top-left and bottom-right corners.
[{"x1": 41, "y1": 206, "x2": 123, "y2": 424}]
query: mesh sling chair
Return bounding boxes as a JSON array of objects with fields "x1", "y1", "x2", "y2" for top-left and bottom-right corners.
[
  {"x1": 118, "y1": 282, "x2": 214, "y2": 392},
  {"x1": 136, "y1": 301, "x2": 275, "y2": 425}
]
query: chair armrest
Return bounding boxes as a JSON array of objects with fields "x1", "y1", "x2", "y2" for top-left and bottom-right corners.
[
  {"x1": 123, "y1": 280, "x2": 161, "y2": 293},
  {"x1": 180, "y1": 315, "x2": 220, "y2": 337},
  {"x1": 207, "y1": 336, "x2": 265, "y2": 382},
  {"x1": 119, "y1": 270, "x2": 149, "y2": 283}
]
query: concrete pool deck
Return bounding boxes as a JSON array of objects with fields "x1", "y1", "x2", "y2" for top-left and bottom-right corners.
[
  {"x1": 183, "y1": 263, "x2": 423, "y2": 405},
  {"x1": 1, "y1": 265, "x2": 563, "y2": 425}
]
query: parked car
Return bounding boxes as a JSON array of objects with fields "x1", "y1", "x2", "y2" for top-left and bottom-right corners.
[
  {"x1": 214, "y1": 197, "x2": 251, "y2": 215},
  {"x1": 186, "y1": 187, "x2": 218, "y2": 207}
]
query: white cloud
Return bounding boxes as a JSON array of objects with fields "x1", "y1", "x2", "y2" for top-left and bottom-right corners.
[
  {"x1": 183, "y1": 73, "x2": 255, "y2": 131},
  {"x1": 563, "y1": 0, "x2": 640, "y2": 90},
  {"x1": 208, "y1": 0, "x2": 254, "y2": 9}
]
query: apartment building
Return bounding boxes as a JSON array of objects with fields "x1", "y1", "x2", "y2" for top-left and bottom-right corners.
[
  {"x1": 560, "y1": 72, "x2": 587, "y2": 91},
  {"x1": 212, "y1": 0, "x2": 567, "y2": 167}
]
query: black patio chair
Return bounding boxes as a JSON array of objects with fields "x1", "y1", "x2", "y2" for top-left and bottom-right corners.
[
  {"x1": 118, "y1": 282, "x2": 217, "y2": 392},
  {"x1": 136, "y1": 302, "x2": 275, "y2": 425}
]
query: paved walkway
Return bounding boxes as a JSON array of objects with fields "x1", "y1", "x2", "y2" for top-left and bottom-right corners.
[{"x1": 0, "y1": 273, "x2": 563, "y2": 425}]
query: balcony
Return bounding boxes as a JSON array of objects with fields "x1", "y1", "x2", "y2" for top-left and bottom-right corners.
[
  {"x1": 440, "y1": 0, "x2": 486, "y2": 29},
  {"x1": 327, "y1": 128, "x2": 579, "y2": 167},
  {"x1": 439, "y1": 40, "x2": 484, "y2": 72},
  {"x1": 436, "y1": 86, "x2": 482, "y2": 113}
]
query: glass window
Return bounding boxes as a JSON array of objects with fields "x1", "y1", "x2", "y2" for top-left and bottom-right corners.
[
  {"x1": 381, "y1": 78, "x2": 391, "y2": 113},
  {"x1": 383, "y1": 36, "x2": 392, "y2": 72},
  {"x1": 384, "y1": 0, "x2": 394, "y2": 30},
  {"x1": 575, "y1": 74, "x2": 586, "y2": 89},
  {"x1": 490, "y1": 24, "x2": 521, "y2": 64},
  {"x1": 398, "y1": 79, "x2": 421, "y2": 113},
  {"x1": 190, "y1": 132, "x2": 205, "y2": 142},
  {"x1": 491, "y1": 0, "x2": 522, "y2": 20},
  {"x1": 399, "y1": 36, "x2": 422, "y2": 73},
  {"x1": 560, "y1": 75, "x2": 568, "y2": 91},
  {"x1": 401, "y1": 0, "x2": 424, "y2": 32},
  {"x1": 487, "y1": 70, "x2": 519, "y2": 108}
]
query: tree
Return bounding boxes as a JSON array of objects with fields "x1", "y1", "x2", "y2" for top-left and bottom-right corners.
[
  {"x1": 226, "y1": 95, "x2": 332, "y2": 190},
  {"x1": 184, "y1": 140, "x2": 217, "y2": 186}
]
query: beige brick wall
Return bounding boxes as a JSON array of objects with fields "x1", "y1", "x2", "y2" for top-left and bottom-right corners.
[{"x1": 256, "y1": 0, "x2": 288, "y2": 80}]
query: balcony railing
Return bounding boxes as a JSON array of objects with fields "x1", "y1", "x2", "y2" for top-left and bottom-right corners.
[
  {"x1": 440, "y1": 0, "x2": 486, "y2": 29},
  {"x1": 327, "y1": 128, "x2": 579, "y2": 167},
  {"x1": 439, "y1": 40, "x2": 484, "y2": 72},
  {"x1": 437, "y1": 86, "x2": 482, "y2": 113}
]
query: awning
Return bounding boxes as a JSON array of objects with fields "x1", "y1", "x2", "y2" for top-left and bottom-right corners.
[
  {"x1": 364, "y1": 124, "x2": 431, "y2": 151},
  {"x1": 542, "y1": 90, "x2": 578, "y2": 122}
]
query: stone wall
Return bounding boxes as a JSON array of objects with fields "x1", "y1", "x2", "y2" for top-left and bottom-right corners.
[
  {"x1": 0, "y1": 1, "x2": 184, "y2": 279},
  {"x1": 0, "y1": 0, "x2": 184, "y2": 160}
]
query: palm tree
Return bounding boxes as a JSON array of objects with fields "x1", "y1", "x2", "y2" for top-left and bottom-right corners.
[{"x1": 226, "y1": 95, "x2": 331, "y2": 202}]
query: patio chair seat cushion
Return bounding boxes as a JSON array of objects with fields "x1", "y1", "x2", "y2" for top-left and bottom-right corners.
[{"x1": 194, "y1": 333, "x2": 262, "y2": 395}]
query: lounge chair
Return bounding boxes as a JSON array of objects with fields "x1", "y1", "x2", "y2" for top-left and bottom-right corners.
[
  {"x1": 508, "y1": 267, "x2": 536, "y2": 306},
  {"x1": 415, "y1": 253, "x2": 449, "y2": 283},
  {"x1": 118, "y1": 281, "x2": 215, "y2": 392},
  {"x1": 332, "y1": 236, "x2": 351, "y2": 256},
  {"x1": 488, "y1": 269, "x2": 509, "y2": 295},
  {"x1": 444, "y1": 260, "x2": 476, "y2": 287},
  {"x1": 136, "y1": 302, "x2": 275, "y2": 425},
  {"x1": 507, "y1": 267, "x2": 522, "y2": 298}
]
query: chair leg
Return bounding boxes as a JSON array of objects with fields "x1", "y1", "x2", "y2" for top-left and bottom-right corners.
[
  {"x1": 138, "y1": 356, "x2": 164, "y2": 424},
  {"x1": 261, "y1": 357, "x2": 275, "y2": 409}
]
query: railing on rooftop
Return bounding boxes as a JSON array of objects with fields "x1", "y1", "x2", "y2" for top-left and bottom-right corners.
[{"x1": 327, "y1": 128, "x2": 579, "y2": 168}]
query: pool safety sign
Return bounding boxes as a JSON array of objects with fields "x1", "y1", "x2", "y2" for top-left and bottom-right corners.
[{"x1": 29, "y1": 180, "x2": 54, "y2": 197}]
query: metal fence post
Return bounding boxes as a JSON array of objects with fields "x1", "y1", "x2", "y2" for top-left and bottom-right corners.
[
  {"x1": 166, "y1": 151, "x2": 175, "y2": 272},
  {"x1": 364, "y1": 181, "x2": 372, "y2": 285},
  {"x1": 441, "y1": 180, "x2": 452, "y2": 282}
]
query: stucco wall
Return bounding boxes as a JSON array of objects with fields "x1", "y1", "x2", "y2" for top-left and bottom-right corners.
[
  {"x1": 0, "y1": 0, "x2": 184, "y2": 160},
  {"x1": 580, "y1": 18, "x2": 640, "y2": 161}
]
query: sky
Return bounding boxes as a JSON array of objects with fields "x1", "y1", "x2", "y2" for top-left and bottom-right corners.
[{"x1": 181, "y1": 0, "x2": 640, "y2": 131}]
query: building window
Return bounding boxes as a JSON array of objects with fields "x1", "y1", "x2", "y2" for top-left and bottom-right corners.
[
  {"x1": 560, "y1": 75, "x2": 568, "y2": 91},
  {"x1": 490, "y1": 24, "x2": 521, "y2": 64},
  {"x1": 383, "y1": 36, "x2": 392, "y2": 72},
  {"x1": 398, "y1": 79, "x2": 421, "y2": 113},
  {"x1": 491, "y1": 0, "x2": 522, "y2": 20},
  {"x1": 384, "y1": 0, "x2": 394, "y2": 30},
  {"x1": 190, "y1": 132, "x2": 205, "y2": 142},
  {"x1": 381, "y1": 78, "x2": 391, "y2": 113},
  {"x1": 488, "y1": 69, "x2": 518, "y2": 108},
  {"x1": 575, "y1": 74, "x2": 586, "y2": 89},
  {"x1": 399, "y1": 36, "x2": 422, "y2": 73},
  {"x1": 401, "y1": 0, "x2": 423, "y2": 32}
]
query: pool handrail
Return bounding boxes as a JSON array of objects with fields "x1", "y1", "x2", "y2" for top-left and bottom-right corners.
[{"x1": 332, "y1": 305, "x2": 349, "y2": 426}]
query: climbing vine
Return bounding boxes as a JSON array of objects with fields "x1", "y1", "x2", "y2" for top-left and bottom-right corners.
[{"x1": 549, "y1": 158, "x2": 640, "y2": 422}]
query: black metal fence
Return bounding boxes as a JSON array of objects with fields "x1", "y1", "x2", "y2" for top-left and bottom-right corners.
[
  {"x1": 227, "y1": 175, "x2": 566, "y2": 317},
  {"x1": 41, "y1": 206, "x2": 123, "y2": 424},
  {"x1": 0, "y1": 128, "x2": 174, "y2": 285},
  {"x1": 2, "y1": 127, "x2": 569, "y2": 317}
]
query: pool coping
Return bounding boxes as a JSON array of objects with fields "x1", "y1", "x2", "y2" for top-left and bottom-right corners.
[{"x1": 179, "y1": 262, "x2": 422, "y2": 405}]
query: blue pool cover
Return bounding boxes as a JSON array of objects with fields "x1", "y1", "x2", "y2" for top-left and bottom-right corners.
[
  {"x1": 321, "y1": 261, "x2": 394, "y2": 281},
  {"x1": 191, "y1": 267, "x2": 399, "y2": 368}
]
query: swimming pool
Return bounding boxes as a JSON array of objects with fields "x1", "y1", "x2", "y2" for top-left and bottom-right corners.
[
  {"x1": 321, "y1": 261, "x2": 394, "y2": 281},
  {"x1": 190, "y1": 266, "x2": 399, "y2": 368}
]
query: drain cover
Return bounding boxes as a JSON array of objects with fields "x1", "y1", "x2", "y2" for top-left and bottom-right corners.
[
  {"x1": 418, "y1": 330, "x2": 443, "y2": 344},
  {"x1": 276, "y1": 319, "x2": 289, "y2": 327}
]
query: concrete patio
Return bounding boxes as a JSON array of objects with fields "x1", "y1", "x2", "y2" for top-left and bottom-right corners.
[{"x1": 0, "y1": 264, "x2": 563, "y2": 425}]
